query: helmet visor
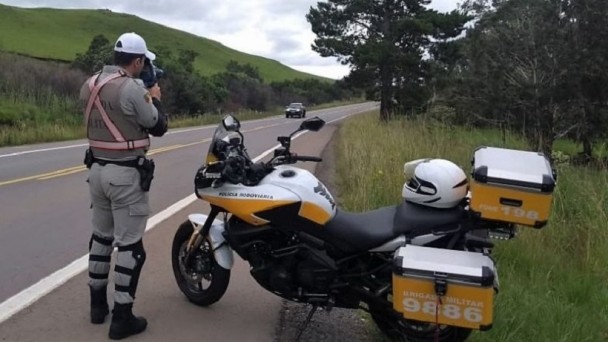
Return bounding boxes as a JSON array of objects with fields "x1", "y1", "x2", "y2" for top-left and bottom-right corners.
[{"x1": 406, "y1": 176, "x2": 437, "y2": 196}]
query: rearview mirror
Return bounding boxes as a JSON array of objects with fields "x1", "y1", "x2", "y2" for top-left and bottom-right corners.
[
  {"x1": 299, "y1": 117, "x2": 325, "y2": 132},
  {"x1": 222, "y1": 114, "x2": 241, "y2": 132}
]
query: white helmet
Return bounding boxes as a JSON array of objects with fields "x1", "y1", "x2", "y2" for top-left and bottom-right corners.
[{"x1": 402, "y1": 159, "x2": 468, "y2": 209}]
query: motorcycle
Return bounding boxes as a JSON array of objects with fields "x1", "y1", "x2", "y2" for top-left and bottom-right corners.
[{"x1": 171, "y1": 115, "x2": 518, "y2": 342}]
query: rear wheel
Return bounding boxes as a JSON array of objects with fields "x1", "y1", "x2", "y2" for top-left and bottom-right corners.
[
  {"x1": 369, "y1": 233, "x2": 490, "y2": 342},
  {"x1": 369, "y1": 306, "x2": 471, "y2": 342},
  {"x1": 171, "y1": 221, "x2": 230, "y2": 306}
]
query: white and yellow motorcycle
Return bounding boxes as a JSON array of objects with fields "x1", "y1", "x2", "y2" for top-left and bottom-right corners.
[{"x1": 171, "y1": 115, "x2": 544, "y2": 342}]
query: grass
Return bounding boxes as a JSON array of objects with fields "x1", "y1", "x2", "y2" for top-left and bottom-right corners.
[
  {"x1": 553, "y1": 139, "x2": 608, "y2": 160},
  {"x1": 0, "y1": 93, "x2": 83, "y2": 146},
  {"x1": 0, "y1": 4, "x2": 330, "y2": 83},
  {"x1": 334, "y1": 112, "x2": 608, "y2": 342},
  {"x1": 308, "y1": 98, "x2": 367, "y2": 111}
]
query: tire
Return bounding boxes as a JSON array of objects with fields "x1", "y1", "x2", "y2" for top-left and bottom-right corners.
[
  {"x1": 367, "y1": 232, "x2": 491, "y2": 342},
  {"x1": 171, "y1": 221, "x2": 230, "y2": 306},
  {"x1": 369, "y1": 307, "x2": 472, "y2": 342},
  {"x1": 369, "y1": 242, "x2": 475, "y2": 342}
]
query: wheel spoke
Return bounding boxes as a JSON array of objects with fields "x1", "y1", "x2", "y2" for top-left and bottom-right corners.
[{"x1": 178, "y1": 240, "x2": 216, "y2": 294}]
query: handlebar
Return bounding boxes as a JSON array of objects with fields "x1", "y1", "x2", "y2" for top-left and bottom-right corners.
[
  {"x1": 206, "y1": 153, "x2": 322, "y2": 184},
  {"x1": 268, "y1": 153, "x2": 322, "y2": 166},
  {"x1": 293, "y1": 154, "x2": 322, "y2": 163},
  {"x1": 202, "y1": 149, "x2": 322, "y2": 186}
]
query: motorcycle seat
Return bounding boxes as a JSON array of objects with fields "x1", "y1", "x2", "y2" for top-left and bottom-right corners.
[
  {"x1": 393, "y1": 201, "x2": 464, "y2": 236},
  {"x1": 325, "y1": 201, "x2": 464, "y2": 252},
  {"x1": 325, "y1": 206, "x2": 397, "y2": 251}
]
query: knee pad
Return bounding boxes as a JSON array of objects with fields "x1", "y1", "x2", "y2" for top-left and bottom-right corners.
[
  {"x1": 115, "y1": 240, "x2": 147, "y2": 301},
  {"x1": 89, "y1": 234, "x2": 114, "y2": 251},
  {"x1": 118, "y1": 239, "x2": 146, "y2": 265},
  {"x1": 89, "y1": 234, "x2": 114, "y2": 286}
]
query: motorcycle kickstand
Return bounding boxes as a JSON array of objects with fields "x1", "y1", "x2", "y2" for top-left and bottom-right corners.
[{"x1": 295, "y1": 304, "x2": 318, "y2": 341}]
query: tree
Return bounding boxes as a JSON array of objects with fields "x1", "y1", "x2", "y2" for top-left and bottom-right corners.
[
  {"x1": 307, "y1": 0, "x2": 470, "y2": 120},
  {"x1": 444, "y1": 0, "x2": 608, "y2": 157},
  {"x1": 70, "y1": 36, "x2": 353, "y2": 116},
  {"x1": 154, "y1": 48, "x2": 228, "y2": 115},
  {"x1": 562, "y1": 0, "x2": 608, "y2": 159},
  {"x1": 225, "y1": 60, "x2": 263, "y2": 82},
  {"x1": 72, "y1": 34, "x2": 113, "y2": 74},
  {"x1": 446, "y1": 0, "x2": 573, "y2": 155}
]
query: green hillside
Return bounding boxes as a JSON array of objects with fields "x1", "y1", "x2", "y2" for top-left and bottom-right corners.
[{"x1": 0, "y1": 4, "x2": 330, "y2": 82}]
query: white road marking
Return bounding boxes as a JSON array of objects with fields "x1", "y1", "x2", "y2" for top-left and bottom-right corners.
[
  {"x1": 0, "y1": 194, "x2": 198, "y2": 324},
  {"x1": 0, "y1": 143, "x2": 89, "y2": 158},
  {"x1": 0, "y1": 109, "x2": 365, "y2": 325}
]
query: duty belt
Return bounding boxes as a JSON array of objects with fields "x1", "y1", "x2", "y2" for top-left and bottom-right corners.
[{"x1": 93, "y1": 158, "x2": 140, "y2": 168}]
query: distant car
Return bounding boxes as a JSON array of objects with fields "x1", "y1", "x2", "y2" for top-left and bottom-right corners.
[{"x1": 285, "y1": 103, "x2": 306, "y2": 118}]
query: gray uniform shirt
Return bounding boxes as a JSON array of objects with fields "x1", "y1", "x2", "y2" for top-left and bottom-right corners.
[
  {"x1": 94, "y1": 65, "x2": 158, "y2": 128},
  {"x1": 80, "y1": 65, "x2": 159, "y2": 160}
]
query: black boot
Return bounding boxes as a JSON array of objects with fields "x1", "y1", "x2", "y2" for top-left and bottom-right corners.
[
  {"x1": 90, "y1": 285, "x2": 109, "y2": 324},
  {"x1": 109, "y1": 303, "x2": 147, "y2": 340}
]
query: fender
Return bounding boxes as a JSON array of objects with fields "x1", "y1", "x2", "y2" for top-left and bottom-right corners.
[{"x1": 188, "y1": 213, "x2": 234, "y2": 270}]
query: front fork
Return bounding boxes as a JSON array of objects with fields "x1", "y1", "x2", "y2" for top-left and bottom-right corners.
[
  {"x1": 184, "y1": 206, "x2": 220, "y2": 265},
  {"x1": 186, "y1": 234, "x2": 203, "y2": 256},
  {"x1": 182, "y1": 206, "x2": 234, "y2": 270}
]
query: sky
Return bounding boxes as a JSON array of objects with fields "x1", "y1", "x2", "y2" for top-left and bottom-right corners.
[{"x1": 0, "y1": 0, "x2": 460, "y2": 79}]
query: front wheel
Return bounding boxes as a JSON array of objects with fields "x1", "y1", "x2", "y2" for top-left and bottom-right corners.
[{"x1": 171, "y1": 221, "x2": 230, "y2": 306}]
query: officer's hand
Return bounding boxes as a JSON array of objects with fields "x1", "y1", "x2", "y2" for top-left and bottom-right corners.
[{"x1": 149, "y1": 84, "x2": 162, "y2": 101}]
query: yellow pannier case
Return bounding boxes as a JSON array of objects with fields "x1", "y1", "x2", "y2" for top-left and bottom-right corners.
[
  {"x1": 470, "y1": 146, "x2": 556, "y2": 228},
  {"x1": 392, "y1": 245, "x2": 498, "y2": 330}
]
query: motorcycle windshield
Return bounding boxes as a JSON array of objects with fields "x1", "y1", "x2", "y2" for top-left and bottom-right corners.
[{"x1": 206, "y1": 122, "x2": 230, "y2": 165}]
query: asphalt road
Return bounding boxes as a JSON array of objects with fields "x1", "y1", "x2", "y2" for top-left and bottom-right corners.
[{"x1": 0, "y1": 103, "x2": 376, "y2": 320}]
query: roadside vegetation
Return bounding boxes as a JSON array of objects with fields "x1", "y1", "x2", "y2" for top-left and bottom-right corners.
[
  {"x1": 0, "y1": 39, "x2": 360, "y2": 147},
  {"x1": 333, "y1": 112, "x2": 608, "y2": 342},
  {"x1": 308, "y1": 0, "x2": 608, "y2": 165}
]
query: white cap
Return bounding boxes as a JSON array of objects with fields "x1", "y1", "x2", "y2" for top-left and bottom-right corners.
[{"x1": 114, "y1": 32, "x2": 156, "y2": 61}]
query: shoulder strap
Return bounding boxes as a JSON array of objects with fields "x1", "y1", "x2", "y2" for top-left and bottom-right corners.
[
  {"x1": 85, "y1": 72, "x2": 127, "y2": 142},
  {"x1": 85, "y1": 72, "x2": 151, "y2": 151}
]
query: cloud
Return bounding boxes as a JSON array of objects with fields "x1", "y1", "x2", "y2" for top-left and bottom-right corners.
[
  {"x1": 429, "y1": 0, "x2": 464, "y2": 13},
  {"x1": 271, "y1": 35, "x2": 304, "y2": 56},
  {"x1": 0, "y1": 0, "x2": 460, "y2": 79}
]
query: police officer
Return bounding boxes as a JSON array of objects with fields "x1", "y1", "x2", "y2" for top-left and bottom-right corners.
[{"x1": 79, "y1": 32, "x2": 168, "y2": 340}]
